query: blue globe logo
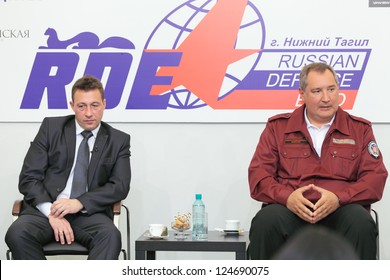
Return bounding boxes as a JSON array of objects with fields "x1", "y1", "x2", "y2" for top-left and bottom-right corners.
[{"x1": 144, "y1": 0, "x2": 266, "y2": 109}]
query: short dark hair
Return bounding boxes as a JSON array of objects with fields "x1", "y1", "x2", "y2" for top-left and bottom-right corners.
[
  {"x1": 299, "y1": 62, "x2": 339, "y2": 91},
  {"x1": 71, "y1": 75, "x2": 104, "y2": 101}
]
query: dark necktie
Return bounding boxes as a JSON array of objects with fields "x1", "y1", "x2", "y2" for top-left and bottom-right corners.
[{"x1": 70, "y1": 130, "x2": 93, "y2": 199}]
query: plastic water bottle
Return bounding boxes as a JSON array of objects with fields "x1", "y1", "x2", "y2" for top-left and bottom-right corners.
[{"x1": 192, "y1": 193, "x2": 207, "y2": 240}]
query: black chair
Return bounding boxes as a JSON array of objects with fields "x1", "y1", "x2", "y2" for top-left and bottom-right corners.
[
  {"x1": 6, "y1": 199, "x2": 130, "y2": 260},
  {"x1": 246, "y1": 204, "x2": 380, "y2": 260},
  {"x1": 371, "y1": 208, "x2": 380, "y2": 260}
]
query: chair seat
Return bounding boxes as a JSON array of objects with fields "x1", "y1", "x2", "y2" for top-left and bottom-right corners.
[
  {"x1": 43, "y1": 242, "x2": 89, "y2": 256},
  {"x1": 7, "y1": 200, "x2": 130, "y2": 260}
]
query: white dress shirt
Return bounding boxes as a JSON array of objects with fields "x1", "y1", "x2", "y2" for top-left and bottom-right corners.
[{"x1": 304, "y1": 109, "x2": 334, "y2": 157}]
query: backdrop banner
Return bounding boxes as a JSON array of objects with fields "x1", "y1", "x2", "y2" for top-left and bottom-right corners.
[{"x1": 1, "y1": 0, "x2": 389, "y2": 122}]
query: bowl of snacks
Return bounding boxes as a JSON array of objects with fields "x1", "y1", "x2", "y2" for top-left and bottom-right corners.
[{"x1": 171, "y1": 212, "x2": 191, "y2": 240}]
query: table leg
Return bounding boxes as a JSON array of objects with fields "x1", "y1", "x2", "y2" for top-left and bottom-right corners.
[
  {"x1": 146, "y1": 251, "x2": 156, "y2": 260},
  {"x1": 235, "y1": 251, "x2": 246, "y2": 260},
  {"x1": 135, "y1": 250, "x2": 146, "y2": 260}
]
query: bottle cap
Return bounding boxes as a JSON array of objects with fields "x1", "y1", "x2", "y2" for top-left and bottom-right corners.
[{"x1": 195, "y1": 194, "x2": 202, "y2": 200}]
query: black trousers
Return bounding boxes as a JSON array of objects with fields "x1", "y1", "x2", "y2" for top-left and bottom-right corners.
[
  {"x1": 5, "y1": 212, "x2": 121, "y2": 260},
  {"x1": 249, "y1": 204, "x2": 377, "y2": 260}
]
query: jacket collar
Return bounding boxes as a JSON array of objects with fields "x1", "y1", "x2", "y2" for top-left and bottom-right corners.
[
  {"x1": 88, "y1": 123, "x2": 109, "y2": 184},
  {"x1": 285, "y1": 105, "x2": 350, "y2": 136}
]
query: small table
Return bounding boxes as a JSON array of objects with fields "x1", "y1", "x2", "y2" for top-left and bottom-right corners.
[{"x1": 135, "y1": 230, "x2": 248, "y2": 260}]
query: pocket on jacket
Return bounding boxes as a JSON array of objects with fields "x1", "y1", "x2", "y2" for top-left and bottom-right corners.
[
  {"x1": 328, "y1": 147, "x2": 359, "y2": 180},
  {"x1": 280, "y1": 147, "x2": 312, "y2": 177}
]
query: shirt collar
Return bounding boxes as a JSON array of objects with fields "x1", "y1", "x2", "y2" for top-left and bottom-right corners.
[
  {"x1": 75, "y1": 120, "x2": 100, "y2": 138},
  {"x1": 304, "y1": 108, "x2": 335, "y2": 129}
]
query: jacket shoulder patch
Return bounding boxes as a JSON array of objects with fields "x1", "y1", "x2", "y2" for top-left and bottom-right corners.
[{"x1": 368, "y1": 141, "x2": 380, "y2": 159}]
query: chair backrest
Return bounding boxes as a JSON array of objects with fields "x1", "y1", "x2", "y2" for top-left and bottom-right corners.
[
  {"x1": 6, "y1": 199, "x2": 130, "y2": 260},
  {"x1": 371, "y1": 208, "x2": 380, "y2": 260}
]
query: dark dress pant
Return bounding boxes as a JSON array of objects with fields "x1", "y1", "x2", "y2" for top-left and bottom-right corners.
[
  {"x1": 249, "y1": 204, "x2": 377, "y2": 259},
  {"x1": 5, "y1": 211, "x2": 121, "y2": 260}
]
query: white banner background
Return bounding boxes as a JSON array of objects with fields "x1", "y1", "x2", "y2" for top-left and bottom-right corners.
[{"x1": 1, "y1": 0, "x2": 389, "y2": 123}]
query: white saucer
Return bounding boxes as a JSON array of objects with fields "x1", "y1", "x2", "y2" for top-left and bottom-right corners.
[
  {"x1": 144, "y1": 233, "x2": 169, "y2": 239},
  {"x1": 215, "y1": 228, "x2": 244, "y2": 235}
]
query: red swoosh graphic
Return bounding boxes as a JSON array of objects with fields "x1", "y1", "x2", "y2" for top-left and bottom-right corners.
[{"x1": 148, "y1": 0, "x2": 260, "y2": 108}]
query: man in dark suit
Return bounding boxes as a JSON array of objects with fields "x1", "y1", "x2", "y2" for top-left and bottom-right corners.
[{"x1": 5, "y1": 75, "x2": 131, "y2": 259}]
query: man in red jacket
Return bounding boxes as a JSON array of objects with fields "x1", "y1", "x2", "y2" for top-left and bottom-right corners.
[{"x1": 248, "y1": 62, "x2": 387, "y2": 259}]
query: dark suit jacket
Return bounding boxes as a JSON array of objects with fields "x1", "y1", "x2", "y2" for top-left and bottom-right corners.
[{"x1": 19, "y1": 115, "x2": 131, "y2": 219}]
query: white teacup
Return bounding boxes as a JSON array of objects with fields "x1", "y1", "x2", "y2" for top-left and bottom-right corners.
[
  {"x1": 225, "y1": 220, "x2": 240, "y2": 231},
  {"x1": 149, "y1": 224, "x2": 167, "y2": 237}
]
